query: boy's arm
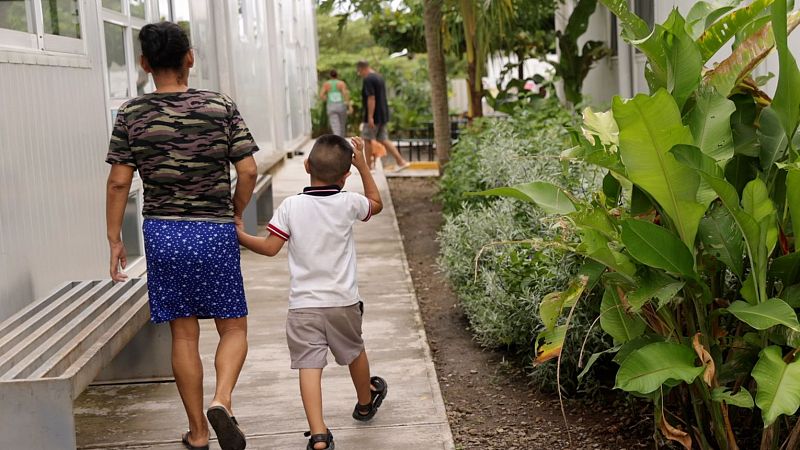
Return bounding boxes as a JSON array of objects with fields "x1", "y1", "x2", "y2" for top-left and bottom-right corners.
[
  {"x1": 234, "y1": 217, "x2": 286, "y2": 256},
  {"x1": 350, "y1": 137, "x2": 383, "y2": 215}
]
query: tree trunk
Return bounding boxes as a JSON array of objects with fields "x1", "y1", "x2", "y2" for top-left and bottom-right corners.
[
  {"x1": 466, "y1": 60, "x2": 484, "y2": 119},
  {"x1": 422, "y1": 0, "x2": 451, "y2": 173}
]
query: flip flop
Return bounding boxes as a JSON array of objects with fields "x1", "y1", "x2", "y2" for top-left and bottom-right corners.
[
  {"x1": 181, "y1": 431, "x2": 209, "y2": 450},
  {"x1": 207, "y1": 405, "x2": 247, "y2": 450},
  {"x1": 393, "y1": 162, "x2": 411, "y2": 172}
]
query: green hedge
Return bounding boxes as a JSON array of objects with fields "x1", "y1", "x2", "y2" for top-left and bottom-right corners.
[{"x1": 437, "y1": 102, "x2": 611, "y2": 393}]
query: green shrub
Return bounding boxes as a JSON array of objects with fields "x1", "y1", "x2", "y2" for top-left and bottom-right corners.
[
  {"x1": 439, "y1": 99, "x2": 587, "y2": 215},
  {"x1": 437, "y1": 101, "x2": 610, "y2": 393},
  {"x1": 438, "y1": 199, "x2": 611, "y2": 392}
]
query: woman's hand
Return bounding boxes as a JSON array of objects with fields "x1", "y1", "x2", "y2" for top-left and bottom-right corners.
[{"x1": 109, "y1": 239, "x2": 129, "y2": 282}]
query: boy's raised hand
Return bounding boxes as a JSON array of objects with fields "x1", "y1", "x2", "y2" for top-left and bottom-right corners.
[{"x1": 350, "y1": 137, "x2": 367, "y2": 170}]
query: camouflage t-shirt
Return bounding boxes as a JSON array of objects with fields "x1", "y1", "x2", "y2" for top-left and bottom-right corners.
[{"x1": 106, "y1": 89, "x2": 258, "y2": 220}]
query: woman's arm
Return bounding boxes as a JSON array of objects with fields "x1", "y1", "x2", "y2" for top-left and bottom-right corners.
[
  {"x1": 106, "y1": 164, "x2": 135, "y2": 281},
  {"x1": 232, "y1": 155, "x2": 257, "y2": 219},
  {"x1": 340, "y1": 81, "x2": 350, "y2": 103}
]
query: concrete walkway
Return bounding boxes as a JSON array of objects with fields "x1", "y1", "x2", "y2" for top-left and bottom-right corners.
[{"x1": 74, "y1": 145, "x2": 454, "y2": 450}]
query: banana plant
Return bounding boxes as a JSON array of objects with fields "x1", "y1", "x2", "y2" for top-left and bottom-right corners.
[{"x1": 474, "y1": 2, "x2": 800, "y2": 448}]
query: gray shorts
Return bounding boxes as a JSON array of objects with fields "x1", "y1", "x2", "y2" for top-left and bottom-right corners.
[
  {"x1": 362, "y1": 122, "x2": 389, "y2": 141},
  {"x1": 286, "y1": 302, "x2": 364, "y2": 369}
]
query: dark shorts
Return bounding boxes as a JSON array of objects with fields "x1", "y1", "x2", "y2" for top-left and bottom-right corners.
[
  {"x1": 361, "y1": 122, "x2": 389, "y2": 141},
  {"x1": 286, "y1": 302, "x2": 364, "y2": 369},
  {"x1": 142, "y1": 219, "x2": 248, "y2": 324}
]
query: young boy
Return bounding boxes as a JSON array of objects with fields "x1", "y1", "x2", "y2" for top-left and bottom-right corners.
[{"x1": 235, "y1": 135, "x2": 388, "y2": 450}]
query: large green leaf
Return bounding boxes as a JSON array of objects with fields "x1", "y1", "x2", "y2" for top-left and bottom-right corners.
[
  {"x1": 787, "y1": 169, "x2": 800, "y2": 249},
  {"x1": 712, "y1": 387, "x2": 754, "y2": 409},
  {"x1": 469, "y1": 182, "x2": 576, "y2": 215},
  {"x1": 600, "y1": 285, "x2": 646, "y2": 344},
  {"x1": 759, "y1": 107, "x2": 790, "y2": 172},
  {"x1": 673, "y1": 149, "x2": 767, "y2": 303},
  {"x1": 628, "y1": 269, "x2": 685, "y2": 311},
  {"x1": 687, "y1": 86, "x2": 736, "y2": 162},
  {"x1": 728, "y1": 299, "x2": 800, "y2": 331},
  {"x1": 703, "y1": 12, "x2": 800, "y2": 97},
  {"x1": 577, "y1": 228, "x2": 637, "y2": 279},
  {"x1": 742, "y1": 179, "x2": 778, "y2": 293},
  {"x1": 620, "y1": 219, "x2": 696, "y2": 276},
  {"x1": 539, "y1": 279, "x2": 587, "y2": 331},
  {"x1": 731, "y1": 94, "x2": 761, "y2": 157},
  {"x1": 752, "y1": 346, "x2": 800, "y2": 426},
  {"x1": 696, "y1": 0, "x2": 774, "y2": 61},
  {"x1": 613, "y1": 90, "x2": 705, "y2": 249},
  {"x1": 599, "y1": 0, "x2": 665, "y2": 75},
  {"x1": 770, "y1": 0, "x2": 800, "y2": 141},
  {"x1": 699, "y1": 205, "x2": 745, "y2": 279},
  {"x1": 615, "y1": 342, "x2": 704, "y2": 394},
  {"x1": 663, "y1": 11, "x2": 702, "y2": 110},
  {"x1": 770, "y1": 252, "x2": 800, "y2": 287}
]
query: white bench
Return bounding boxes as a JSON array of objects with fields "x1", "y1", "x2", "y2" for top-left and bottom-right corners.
[
  {"x1": 0, "y1": 279, "x2": 168, "y2": 449},
  {"x1": 242, "y1": 173, "x2": 274, "y2": 235}
]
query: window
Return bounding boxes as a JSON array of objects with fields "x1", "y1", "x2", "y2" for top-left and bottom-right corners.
[
  {"x1": 609, "y1": 12, "x2": 618, "y2": 57},
  {"x1": 104, "y1": 22, "x2": 128, "y2": 98},
  {"x1": 101, "y1": 0, "x2": 156, "y2": 115},
  {"x1": 0, "y1": 0, "x2": 84, "y2": 53},
  {"x1": 633, "y1": 0, "x2": 655, "y2": 31},
  {"x1": 0, "y1": 1, "x2": 33, "y2": 33}
]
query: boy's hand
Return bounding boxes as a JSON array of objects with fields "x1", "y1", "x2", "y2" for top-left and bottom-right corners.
[
  {"x1": 233, "y1": 215, "x2": 245, "y2": 234},
  {"x1": 351, "y1": 137, "x2": 367, "y2": 170}
]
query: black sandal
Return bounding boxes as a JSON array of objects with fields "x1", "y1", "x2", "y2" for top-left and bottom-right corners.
[
  {"x1": 304, "y1": 429, "x2": 334, "y2": 450},
  {"x1": 181, "y1": 431, "x2": 209, "y2": 450},
  {"x1": 207, "y1": 405, "x2": 247, "y2": 450},
  {"x1": 352, "y1": 376, "x2": 388, "y2": 421}
]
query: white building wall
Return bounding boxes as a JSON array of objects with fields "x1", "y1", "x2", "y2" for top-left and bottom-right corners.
[
  {"x1": 0, "y1": 0, "x2": 110, "y2": 320},
  {"x1": 0, "y1": 0, "x2": 317, "y2": 322}
]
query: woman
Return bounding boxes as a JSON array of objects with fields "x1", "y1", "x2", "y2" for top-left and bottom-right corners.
[
  {"x1": 319, "y1": 69, "x2": 351, "y2": 137},
  {"x1": 105, "y1": 22, "x2": 256, "y2": 450}
]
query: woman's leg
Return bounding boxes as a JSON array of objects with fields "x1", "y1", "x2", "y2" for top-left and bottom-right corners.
[
  {"x1": 169, "y1": 317, "x2": 209, "y2": 445},
  {"x1": 328, "y1": 110, "x2": 342, "y2": 137},
  {"x1": 210, "y1": 316, "x2": 248, "y2": 413}
]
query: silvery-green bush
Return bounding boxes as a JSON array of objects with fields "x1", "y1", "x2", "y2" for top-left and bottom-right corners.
[{"x1": 437, "y1": 104, "x2": 610, "y2": 393}]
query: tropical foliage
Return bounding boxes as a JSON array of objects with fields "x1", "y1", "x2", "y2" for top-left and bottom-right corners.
[{"x1": 479, "y1": 1, "x2": 800, "y2": 447}]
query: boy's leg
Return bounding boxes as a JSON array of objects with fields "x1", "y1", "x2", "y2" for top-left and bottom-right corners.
[
  {"x1": 169, "y1": 317, "x2": 209, "y2": 446},
  {"x1": 348, "y1": 350, "x2": 373, "y2": 406},
  {"x1": 299, "y1": 368, "x2": 330, "y2": 450},
  {"x1": 211, "y1": 317, "x2": 248, "y2": 413}
]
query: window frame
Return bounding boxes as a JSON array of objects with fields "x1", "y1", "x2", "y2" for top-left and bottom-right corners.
[{"x1": 0, "y1": 0, "x2": 87, "y2": 55}]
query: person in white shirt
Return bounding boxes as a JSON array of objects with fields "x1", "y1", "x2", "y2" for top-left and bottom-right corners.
[{"x1": 235, "y1": 135, "x2": 388, "y2": 450}]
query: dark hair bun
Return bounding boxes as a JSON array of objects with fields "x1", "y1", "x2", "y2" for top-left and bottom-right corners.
[
  {"x1": 139, "y1": 22, "x2": 190, "y2": 71},
  {"x1": 329, "y1": 69, "x2": 338, "y2": 78}
]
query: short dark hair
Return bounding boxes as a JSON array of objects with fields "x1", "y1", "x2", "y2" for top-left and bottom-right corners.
[
  {"x1": 308, "y1": 135, "x2": 353, "y2": 184},
  {"x1": 139, "y1": 22, "x2": 191, "y2": 71},
  {"x1": 329, "y1": 69, "x2": 338, "y2": 78},
  {"x1": 356, "y1": 60, "x2": 369, "y2": 70}
]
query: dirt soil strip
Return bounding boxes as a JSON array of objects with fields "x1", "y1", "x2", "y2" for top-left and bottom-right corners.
[{"x1": 388, "y1": 177, "x2": 652, "y2": 450}]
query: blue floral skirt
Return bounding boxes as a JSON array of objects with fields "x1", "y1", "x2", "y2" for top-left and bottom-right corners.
[{"x1": 142, "y1": 219, "x2": 248, "y2": 324}]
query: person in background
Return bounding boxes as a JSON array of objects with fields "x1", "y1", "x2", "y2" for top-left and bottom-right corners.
[
  {"x1": 319, "y1": 69, "x2": 351, "y2": 137},
  {"x1": 355, "y1": 60, "x2": 410, "y2": 172},
  {"x1": 105, "y1": 21, "x2": 254, "y2": 450}
]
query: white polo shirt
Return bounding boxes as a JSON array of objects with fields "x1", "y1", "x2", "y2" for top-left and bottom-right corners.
[{"x1": 267, "y1": 185, "x2": 372, "y2": 310}]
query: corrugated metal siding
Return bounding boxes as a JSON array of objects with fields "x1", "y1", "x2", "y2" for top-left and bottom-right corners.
[{"x1": 0, "y1": 62, "x2": 110, "y2": 321}]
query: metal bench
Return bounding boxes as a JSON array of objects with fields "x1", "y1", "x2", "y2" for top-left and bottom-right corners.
[
  {"x1": 0, "y1": 279, "x2": 168, "y2": 449},
  {"x1": 242, "y1": 173, "x2": 274, "y2": 235}
]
